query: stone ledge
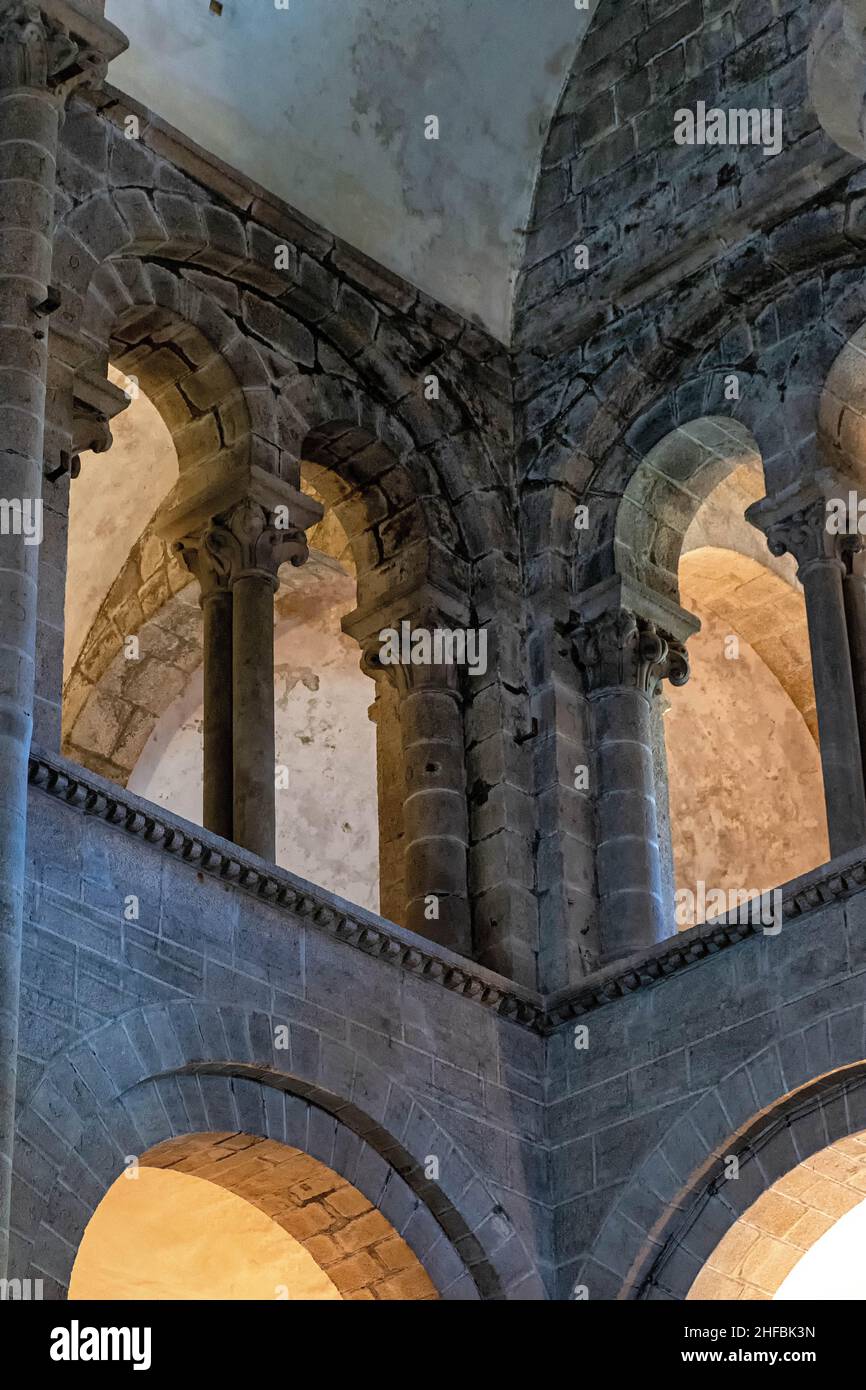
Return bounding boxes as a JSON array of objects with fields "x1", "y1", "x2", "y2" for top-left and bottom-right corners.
[
  {"x1": 27, "y1": 745, "x2": 544, "y2": 1029},
  {"x1": 28, "y1": 747, "x2": 865, "y2": 1035},
  {"x1": 546, "y1": 845, "x2": 866, "y2": 1032}
]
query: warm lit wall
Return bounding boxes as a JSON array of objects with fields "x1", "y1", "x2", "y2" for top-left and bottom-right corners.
[
  {"x1": 688, "y1": 1134, "x2": 866, "y2": 1301},
  {"x1": 64, "y1": 370, "x2": 178, "y2": 679},
  {"x1": 665, "y1": 604, "x2": 829, "y2": 926},
  {"x1": 69, "y1": 1166, "x2": 342, "y2": 1300},
  {"x1": 127, "y1": 598, "x2": 379, "y2": 909}
]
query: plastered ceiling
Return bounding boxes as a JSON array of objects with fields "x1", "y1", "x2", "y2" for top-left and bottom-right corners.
[{"x1": 104, "y1": 0, "x2": 596, "y2": 342}]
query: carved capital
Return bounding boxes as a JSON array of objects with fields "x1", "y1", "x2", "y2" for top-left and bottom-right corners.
[
  {"x1": 574, "y1": 607, "x2": 690, "y2": 699},
  {"x1": 174, "y1": 533, "x2": 230, "y2": 604},
  {"x1": 357, "y1": 623, "x2": 464, "y2": 699},
  {"x1": 761, "y1": 496, "x2": 854, "y2": 577},
  {"x1": 176, "y1": 498, "x2": 310, "y2": 597},
  {"x1": 0, "y1": 1, "x2": 118, "y2": 97}
]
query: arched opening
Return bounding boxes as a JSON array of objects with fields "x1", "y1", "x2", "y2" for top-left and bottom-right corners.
[
  {"x1": 616, "y1": 418, "x2": 831, "y2": 929},
  {"x1": 70, "y1": 1132, "x2": 438, "y2": 1301},
  {"x1": 666, "y1": 464, "x2": 830, "y2": 926},
  {"x1": 62, "y1": 364, "x2": 380, "y2": 909},
  {"x1": 689, "y1": 1131, "x2": 866, "y2": 1301}
]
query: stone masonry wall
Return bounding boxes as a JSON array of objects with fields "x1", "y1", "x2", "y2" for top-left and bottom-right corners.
[
  {"x1": 45, "y1": 85, "x2": 543, "y2": 990},
  {"x1": 515, "y1": 0, "x2": 866, "y2": 989},
  {"x1": 13, "y1": 754, "x2": 547, "y2": 1299},
  {"x1": 547, "y1": 850, "x2": 866, "y2": 1299}
]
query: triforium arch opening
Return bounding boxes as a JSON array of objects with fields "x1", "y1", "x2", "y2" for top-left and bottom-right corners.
[
  {"x1": 300, "y1": 421, "x2": 475, "y2": 953},
  {"x1": 71, "y1": 1132, "x2": 439, "y2": 1302},
  {"x1": 63, "y1": 378, "x2": 381, "y2": 909},
  {"x1": 571, "y1": 412, "x2": 841, "y2": 964}
]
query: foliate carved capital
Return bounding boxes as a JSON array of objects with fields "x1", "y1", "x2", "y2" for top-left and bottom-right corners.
[
  {"x1": 574, "y1": 608, "x2": 690, "y2": 699},
  {"x1": 358, "y1": 629, "x2": 463, "y2": 699},
  {"x1": 177, "y1": 498, "x2": 310, "y2": 596},
  {"x1": 763, "y1": 496, "x2": 851, "y2": 575},
  {"x1": 174, "y1": 533, "x2": 230, "y2": 603},
  {"x1": 0, "y1": 2, "x2": 107, "y2": 97}
]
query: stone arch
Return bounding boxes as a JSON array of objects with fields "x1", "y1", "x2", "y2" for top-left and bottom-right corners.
[
  {"x1": 82, "y1": 255, "x2": 277, "y2": 475},
  {"x1": 688, "y1": 1129, "x2": 866, "y2": 1299},
  {"x1": 576, "y1": 1055, "x2": 866, "y2": 1301},
  {"x1": 53, "y1": 187, "x2": 293, "y2": 349},
  {"x1": 808, "y1": 0, "x2": 866, "y2": 161},
  {"x1": 54, "y1": 183, "x2": 505, "y2": 562},
  {"x1": 78, "y1": 1130, "x2": 439, "y2": 1300},
  {"x1": 13, "y1": 1001, "x2": 538, "y2": 1300},
  {"x1": 527, "y1": 286, "x2": 858, "y2": 591},
  {"x1": 61, "y1": 261, "x2": 276, "y2": 777},
  {"x1": 301, "y1": 420, "x2": 448, "y2": 600},
  {"x1": 610, "y1": 417, "x2": 762, "y2": 606},
  {"x1": 820, "y1": 314, "x2": 866, "y2": 484}
]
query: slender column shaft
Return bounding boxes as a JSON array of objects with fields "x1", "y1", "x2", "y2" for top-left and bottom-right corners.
[
  {"x1": 368, "y1": 677, "x2": 406, "y2": 925},
  {"x1": 201, "y1": 589, "x2": 233, "y2": 839},
  {"x1": 593, "y1": 687, "x2": 665, "y2": 960},
  {"x1": 398, "y1": 673, "x2": 471, "y2": 952},
  {"x1": 232, "y1": 573, "x2": 276, "y2": 860},
  {"x1": 574, "y1": 597, "x2": 692, "y2": 967},
  {"x1": 803, "y1": 560, "x2": 866, "y2": 854},
  {"x1": 843, "y1": 562, "x2": 866, "y2": 793},
  {"x1": 0, "y1": 77, "x2": 59, "y2": 1280}
]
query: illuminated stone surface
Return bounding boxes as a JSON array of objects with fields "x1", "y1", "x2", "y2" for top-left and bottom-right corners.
[{"x1": 70, "y1": 1167, "x2": 342, "y2": 1301}]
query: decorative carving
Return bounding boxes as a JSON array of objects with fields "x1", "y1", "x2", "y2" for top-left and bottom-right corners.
[
  {"x1": 764, "y1": 496, "x2": 849, "y2": 576},
  {"x1": 176, "y1": 498, "x2": 309, "y2": 595},
  {"x1": 574, "y1": 608, "x2": 690, "y2": 699},
  {"x1": 29, "y1": 744, "x2": 858, "y2": 1034},
  {"x1": 0, "y1": 2, "x2": 108, "y2": 97}
]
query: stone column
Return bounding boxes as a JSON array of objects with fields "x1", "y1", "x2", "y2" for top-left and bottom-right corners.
[
  {"x1": 574, "y1": 582, "x2": 694, "y2": 964},
  {"x1": 175, "y1": 537, "x2": 233, "y2": 840},
  {"x1": 751, "y1": 491, "x2": 866, "y2": 856},
  {"x1": 346, "y1": 600, "x2": 473, "y2": 955},
  {"x1": 363, "y1": 664, "x2": 406, "y2": 927},
  {"x1": 0, "y1": 0, "x2": 125, "y2": 1279},
  {"x1": 842, "y1": 546, "x2": 866, "y2": 792},
  {"x1": 396, "y1": 659, "x2": 470, "y2": 951},
  {"x1": 170, "y1": 489, "x2": 317, "y2": 862}
]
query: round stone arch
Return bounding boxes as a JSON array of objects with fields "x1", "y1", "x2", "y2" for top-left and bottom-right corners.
[
  {"x1": 61, "y1": 260, "x2": 276, "y2": 777},
  {"x1": 808, "y1": 0, "x2": 866, "y2": 161},
  {"x1": 575, "y1": 1056, "x2": 866, "y2": 1302},
  {"x1": 80, "y1": 254, "x2": 278, "y2": 476},
  {"x1": 819, "y1": 313, "x2": 866, "y2": 487},
  {"x1": 85, "y1": 1130, "x2": 442, "y2": 1300},
  {"x1": 14, "y1": 1001, "x2": 539, "y2": 1301},
  {"x1": 543, "y1": 293, "x2": 851, "y2": 588},
  {"x1": 575, "y1": 401, "x2": 770, "y2": 601},
  {"x1": 53, "y1": 184, "x2": 507, "y2": 564}
]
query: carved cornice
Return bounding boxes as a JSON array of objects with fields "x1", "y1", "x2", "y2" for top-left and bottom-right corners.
[
  {"x1": 27, "y1": 747, "x2": 543, "y2": 1027},
  {"x1": 28, "y1": 748, "x2": 866, "y2": 1037}
]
